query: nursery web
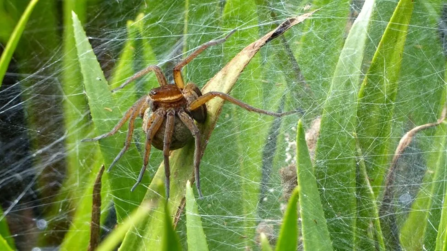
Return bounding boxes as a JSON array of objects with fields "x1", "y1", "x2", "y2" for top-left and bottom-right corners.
[{"x1": 0, "y1": 0, "x2": 446, "y2": 250}]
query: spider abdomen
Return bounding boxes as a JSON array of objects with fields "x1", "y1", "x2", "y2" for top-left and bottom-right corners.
[{"x1": 143, "y1": 108, "x2": 193, "y2": 150}]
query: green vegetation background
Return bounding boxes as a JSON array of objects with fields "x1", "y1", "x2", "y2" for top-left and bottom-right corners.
[{"x1": 0, "y1": 0, "x2": 446, "y2": 250}]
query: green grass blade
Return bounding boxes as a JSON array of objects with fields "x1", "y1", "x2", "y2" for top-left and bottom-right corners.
[
  {"x1": 96, "y1": 202, "x2": 156, "y2": 251},
  {"x1": 0, "y1": 235, "x2": 13, "y2": 251},
  {"x1": 60, "y1": 0, "x2": 91, "y2": 210},
  {"x1": 72, "y1": 12, "x2": 147, "y2": 221},
  {"x1": 356, "y1": 0, "x2": 414, "y2": 247},
  {"x1": 297, "y1": 120, "x2": 332, "y2": 250},
  {"x1": 313, "y1": 0, "x2": 374, "y2": 248},
  {"x1": 185, "y1": 181, "x2": 208, "y2": 251},
  {"x1": 0, "y1": 207, "x2": 15, "y2": 250},
  {"x1": 355, "y1": 134, "x2": 385, "y2": 250},
  {"x1": 357, "y1": 0, "x2": 414, "y2": 196},
  {"x1": 436, "y1": 181, "x2": 447, "y2": 250},
  {"x1": 162, "y1": 202, "x2": 182, "y2": 251},
  {"x1": 260, "y1": 233, "x2": 273, "y2": 251},
  {"x1": 55, "y1": 2, "x2": 98, "y2": 249},
  {"x1": 0, "y1": 0, "x2": 39, "y2": 86},
  {"x1": 97, "y1": 181, "x2": 164, "y2": 251},
  {"x1": 275, "y1": 187, "x2": 299, "y2": 251}
]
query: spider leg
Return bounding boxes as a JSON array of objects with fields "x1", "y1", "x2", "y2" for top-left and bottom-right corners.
[
  {"x1": 173, "y1": 30, "x2": 236, "y2": 89},
  {"x1": 112, "y1": 65, "x2": 168, "y2": 93},
  {"x1": 187, "y1": 92, "x2": 297, "y2": 117},
  {"x1": 162, "y1": 109, "x2": 175, "y2": 198},
  {"x1": 108, "y1": 100, "x2": 150, "y2": 172},
  {"x1": 82, "y1": 96, "x2": 148, "y2": 142},
  {"x1": 178, "y1": 110, "x2": 203, "y2": 198},
  {"x1": 131, "y1": 110, "x2": 165, "y2": 192}
]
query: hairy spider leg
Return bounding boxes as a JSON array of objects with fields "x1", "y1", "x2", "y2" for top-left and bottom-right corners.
[
  {"x1": 162, "y1": 109, "x2": 175, "y2": 198},
  {"x1": 107, "y1": 109, "x2": 139, "y2": 172},
  {"x1": 82, "y1": 96, "x2": 148, "y2": 172},
  {"x1": 188, "y1": 92, "x2": 297, "y2": 117},
  {"x1": 173, "y1": 30, "x2": 236, "y2": 89},
  {"x1": 82, "y1": 96, "x2": 148, "y2": 142},
  {"x1": 112, "y1": 65, "x2": 168, "y2": 93},
  {"x1": 178, "y1": 110, "x2": 203, "y2": 197},
  {"x1": 131, "y1": 110, "x2": 165, "y2": 192},
  {"x1": 108, "y1": 100, "x2": 150, "y2": 172}
]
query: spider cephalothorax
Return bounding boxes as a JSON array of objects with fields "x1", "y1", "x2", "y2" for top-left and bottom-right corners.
[{"x1": 83, "y1": 31, "x2": 294, "y2": 198}]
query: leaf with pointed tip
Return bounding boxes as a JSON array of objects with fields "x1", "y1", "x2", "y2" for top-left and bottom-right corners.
[
  {"x1": 72, "y1": 12, "x2": 148, "y2": 221},
  {"x1": 275, "y1": 187, "x2": 299, "y2": 251},
  {"x1": 297, "y1": 120, "x2": 332, "y2": 250},
  {"x1": 0, "y1": 0, "x2": 39, "y2": 86},
  {"x1": 186, "y1": 181, "x2": 208, "y2": 251}
]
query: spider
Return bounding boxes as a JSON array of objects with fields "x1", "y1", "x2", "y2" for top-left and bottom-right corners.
[{"x1": 83, "y1": 31, "x2": 295, "y2": 198}]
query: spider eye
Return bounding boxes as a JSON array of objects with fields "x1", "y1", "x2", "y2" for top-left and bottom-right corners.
[{"x1": 150, "y1": 90, "x2": 157, "y2": 96}]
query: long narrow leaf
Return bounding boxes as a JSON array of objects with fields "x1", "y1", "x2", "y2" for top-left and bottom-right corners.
[
  {"x1": 260, "y1": 233, "x2": 274, "y2": 251},
  {"x1": 355, "y1": 134, "x2": 385, "y2": 250},
  {"x1": 0, "y1": 0, "x2": 39, "y2": 86},
  {"x1": 0, "y1": 207, "x2": 14, "y2": 250},
  {"x1": 357, "y1": 0, "x2": 414, "y2": 196},
  {"x1": 0, "y1": 235, "x2": 13, "y2": 251},
  {"x1": 275, "y1": 187, "x2": 299, "y2": 251},
  {"x1": 162, "y1": 202, "x2": 182, "y2": 251},
  {"x1": 356, "y1": 0, "x2": 414, "y2": 248},
  {"x1": 297, "y1": 120, "x2": 332, "y2": 250},
  {"x1": 72, "y1": 12, "x2": 147, "y2": 221},
  {"x1": 314, "y1": 0, "x2": 374, "y2": 248},
  {"x1": 97, "y1": 181, "x2": 164, "y2": 251},
  {"x1": 185, "y1": 181, "x2": 208, "y2": 251},
  {"x1": 436, "y1": 183, "x2": 447, "y2": 250}
]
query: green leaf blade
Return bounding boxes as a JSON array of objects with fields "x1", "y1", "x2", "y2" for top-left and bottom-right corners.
[
  {"x1": 260, "y1": 233, "x2": 273, "y2": 251},
  {"x1": 162, "y1": 203, "x2": 182, "y2": 251},
  {"x1": 357, "y1": 0, "x2": 414, "y2": 196},
  {"x1": 0, "y1": 207, "x2": 15, "y2": 250},
  {"x1": 185, "y1": 181, "x2": 209, "y2": 251},
  {"x1": 0, "y1": 235, "x2": 13, "y2": 251},
  {"x1": 297, "y1": 120, "x2": 332, "y2": 250},
  {"x1": 313, "y1": 0, "x2": 374, "y2": 248},
  {"x1": 436, "y1": 181, "x2": 447, "y2": 250},
  {"x1": 275, "y1": 187, "x2": 299, "y2": 251},
  {"x1": 0, "y1": 0, "x2": 39, "y2": 86},
  {"x1": 72, "y1": 12, "x2": 147, "y2": 221},
  {"x1": 356, "y1": 0, "x2": 414, "y2": 248}
]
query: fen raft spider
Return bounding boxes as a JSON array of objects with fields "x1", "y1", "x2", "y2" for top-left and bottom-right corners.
[{"x1": 83, "y1": 31, "x2": 295, "y2": 198}]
